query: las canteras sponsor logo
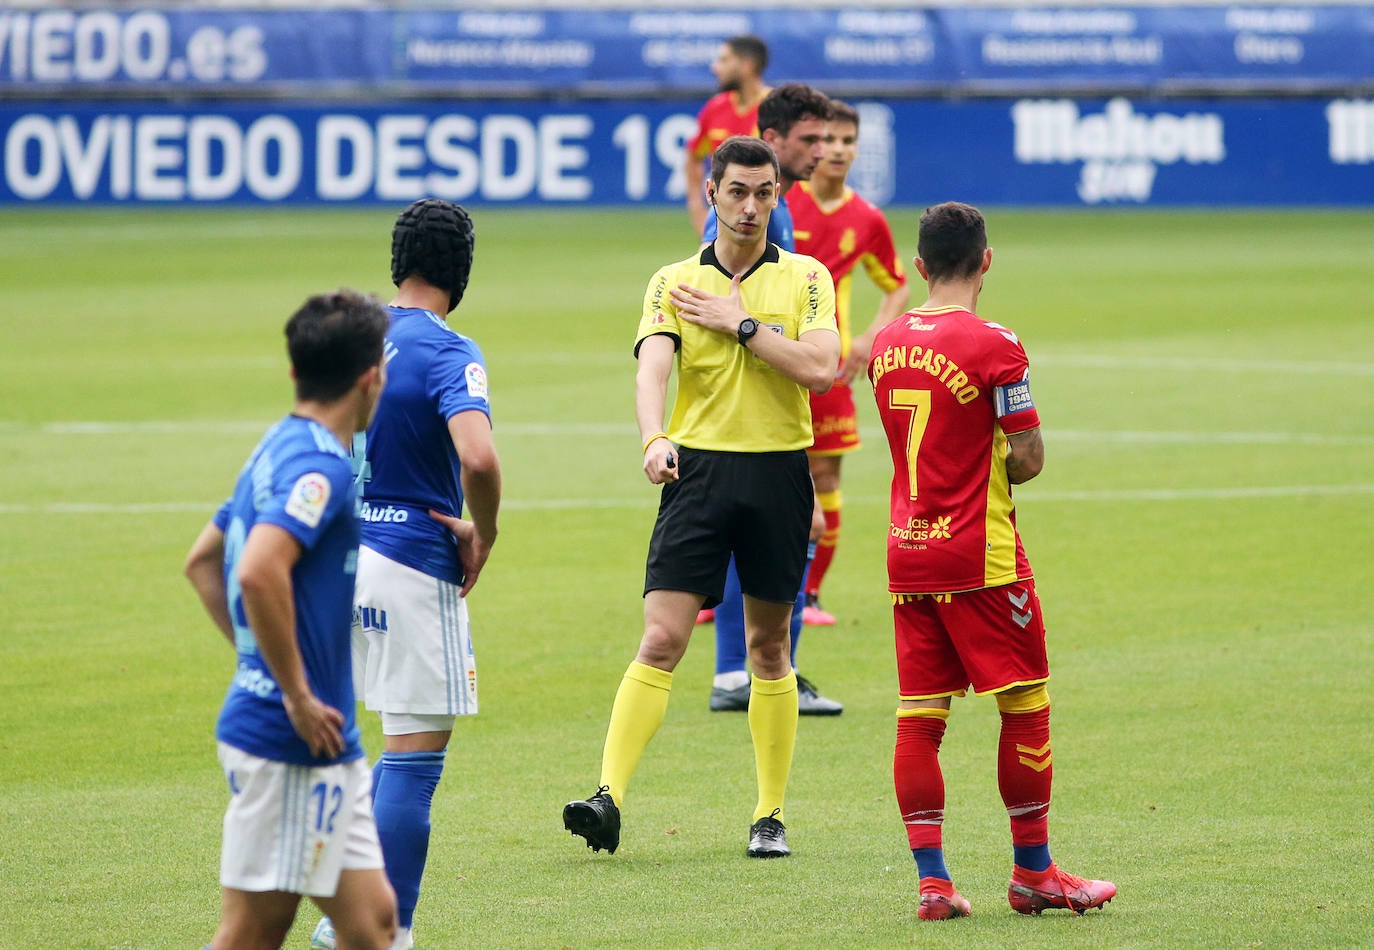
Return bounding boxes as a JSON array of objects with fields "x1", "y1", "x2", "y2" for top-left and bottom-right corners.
[{"x1": 1011, "y1": 98, "x2": 1225, "y2": 204}]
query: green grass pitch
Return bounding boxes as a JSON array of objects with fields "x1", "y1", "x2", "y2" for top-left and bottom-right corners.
[{"x1": 1, "y1": 206, "x2": 1372, "y2": 948}]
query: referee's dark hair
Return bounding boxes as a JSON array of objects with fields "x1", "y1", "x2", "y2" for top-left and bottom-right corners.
[
  {"x1": 285, "y1": 289, "x2": 390, "y2": 403},
  {"x1": 391, "y1": 198, "x2": 476, "y2": 314},
  {"x1": 711, "y1": 135, "x2": 780, "y2": 186},
  {"x1": 918, "y1": 202, "x2": 988, "y2": 283}
]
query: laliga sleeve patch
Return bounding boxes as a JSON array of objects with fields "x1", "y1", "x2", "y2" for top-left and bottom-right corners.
[
  {"x1": 284, "y1": 472, "x2": 331, "y2": 528},
  {"x1": 464, "y1": 362, "x2": 489, "y2": 400},
  {"x1": 994, "y1": 378, "x2": 1035, "y2": 418}
]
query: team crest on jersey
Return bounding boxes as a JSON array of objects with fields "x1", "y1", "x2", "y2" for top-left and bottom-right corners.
[
  {"x1": 465, "y1": 362, "x2": 489, "y2": 400},
  {"x1": 284, "y1": 472, "x2": 330, "y2": 528},
  {"x1": 839, "y1": 229, "x2": 856, "y2": 256},
  {"x1": 807, "y1": 270, "x2": 819, "y2": 281}
]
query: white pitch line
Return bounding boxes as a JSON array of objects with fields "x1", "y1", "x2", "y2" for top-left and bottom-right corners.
[
  {"x1": 2, "y1": 421, "x2": 1371, "y2": 446},
  {"x1": 3, "y1": 484, "x2": 1372, "y2": 516},
  {"x1": 1034, "y1": 354, "x2": 1374, "y2": 376}
]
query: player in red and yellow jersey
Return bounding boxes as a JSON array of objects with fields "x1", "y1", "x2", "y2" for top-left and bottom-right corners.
[
  {"x1": 684, "y1": 35, "x2": 770, "y2": 237},
  {"x1": 869, "y1": 202, "x2": 1116, "y2": 922},
  {"x1": 791, "y1": 100, "x2": 909, "y2": 624}
]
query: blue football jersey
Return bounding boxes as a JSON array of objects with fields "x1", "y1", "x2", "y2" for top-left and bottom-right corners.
[
  {"x1": 214, "y1": 415, "x2": 363, "y2": 767},
  {"x1": 352, "y1": 306, "x2": 492, "y2": 585},
  {"x1": 702, "y1": 193, "x2": 795, "y2": 251}
]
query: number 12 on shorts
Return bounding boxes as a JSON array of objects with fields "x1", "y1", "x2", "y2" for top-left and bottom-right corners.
[
  {"x1": 888, "y1": 388, "x2": 932, "y2": 501},
  {"x1": 311, "y1": 781, "x2": 344, "y2": 834}
]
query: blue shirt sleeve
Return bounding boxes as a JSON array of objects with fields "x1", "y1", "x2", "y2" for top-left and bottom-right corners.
[
  {"x1": 256, "y1": 454, "x2": 354, "y2": 551},
  {"x1": 430, "y1": 337, "x2": 493, "y2": 422},
  {"x1": 213, "y1": 500, "x2": 231, "y2": 531}
]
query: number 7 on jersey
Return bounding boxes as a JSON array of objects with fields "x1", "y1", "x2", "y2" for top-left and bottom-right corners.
[{"x1": 888, "y1": 388, "x2": 932, "y2": 501}]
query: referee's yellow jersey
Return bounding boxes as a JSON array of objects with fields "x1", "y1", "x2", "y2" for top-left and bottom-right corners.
[{"x1": 635, "y1": 244, "x2": 838, "y2": 453}]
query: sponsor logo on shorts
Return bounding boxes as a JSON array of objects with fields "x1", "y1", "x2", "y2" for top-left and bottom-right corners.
[{"x1": 354, "y1": 605, "x2": 389, "y2": 634}]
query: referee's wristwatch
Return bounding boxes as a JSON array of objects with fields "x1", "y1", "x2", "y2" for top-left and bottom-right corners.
[{"x1": 737, "y1": 317, "x2": 760, "y2": 346}]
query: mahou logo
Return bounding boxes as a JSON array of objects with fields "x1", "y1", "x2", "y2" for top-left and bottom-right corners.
[{"x1": 1011, "y1": 98, "x2": 1225, "y2": 204}]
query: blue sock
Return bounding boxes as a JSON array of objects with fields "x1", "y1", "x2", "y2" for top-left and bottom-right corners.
[
  {"x1": 373, "y1": 750, "x2": 446, "y2": 930},
  {"x1": 371, "y1": 755, "x2": 385, "y2": 805},
  {"x1": 912, "y1": 847, "x2": 951, "y2": 881},
  {"x1": 789, "y1": 547, "x2": 814, "y2": 668},
  {"x1": 713, "y1": 557, "x2": 747, "y2": 675},
  {"x1": 1014, "y1": 843, "x2": 1052, "y2": 872}
]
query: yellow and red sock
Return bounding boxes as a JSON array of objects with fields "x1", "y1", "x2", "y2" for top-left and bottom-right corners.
[
  {"x1": 805, "y1": 491, "x2": 842, "y2": 599},
  {"x1": 895, "y1": 707, "x2": 949, "y2": 851},
  {"x1": 996, "y1": 697, "x2": 1052, "y2": 855}
]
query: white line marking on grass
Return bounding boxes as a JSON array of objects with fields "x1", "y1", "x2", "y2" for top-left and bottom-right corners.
[
  {"x1": 1035, "y1": 354, "x2": 1374, "y2": 376},
  {"x1": 3, "y1": 484, "x2": 1372, "y2": 516},
  {"x1": 3, "y1": 421, "x2": 1371, "y2": 446},
  {"x1": 1049, "y1": 430, "x2": 1374, "y2": 447}
]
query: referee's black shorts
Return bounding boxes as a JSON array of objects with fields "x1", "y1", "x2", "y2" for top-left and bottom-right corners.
[{"x1": 644, "y1": 446, "x2": 812, "y2": 608}]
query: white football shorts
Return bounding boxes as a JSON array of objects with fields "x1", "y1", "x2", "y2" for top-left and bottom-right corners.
[
  {"x1": 352, "y1": 545, "x2": 478, "y2": 718},
  {"x1": 217, "y1": 743, "x2": 382, "y2": 897}
]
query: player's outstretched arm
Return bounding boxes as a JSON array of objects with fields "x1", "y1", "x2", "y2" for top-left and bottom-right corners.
[
  {"x1": 237, "y1": 523, "x2": 345, "y2": 759},
  {"x1": 636, "y1": 334, "x2": 678, "y2": 484},
  {"x1": 1006, "y1": 427, "x2": 1045, "y2": 484},
  {"x1": 442, "y1": 410, "x2": 502, "y2": 598},
  {"x1": 184, "y1": 520, "x2": 234, "y2": 646}
]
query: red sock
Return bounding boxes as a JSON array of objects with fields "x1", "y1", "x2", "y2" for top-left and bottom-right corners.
[
  {"x1": 895, "y1": 715, "x2": 947, "y2": 850},
  {"x1": 997, "y1": 707, "x2": 1052, "y2": 847},
  {"x1": 805, "y1": 505, "x2": 841, "y2": 598}
]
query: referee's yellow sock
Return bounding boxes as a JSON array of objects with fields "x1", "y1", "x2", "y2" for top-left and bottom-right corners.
[
  {"x1": 748, "y1": 670, "x2": 798, "y2": 823},
  {"x1": 599, "y1": 660, "x2": 672, "y2": 805}
]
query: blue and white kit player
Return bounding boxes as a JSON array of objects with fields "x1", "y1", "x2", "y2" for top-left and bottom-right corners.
[
  {"x1": 314, "y1": 199, "x2": 503, "y2": 950},
  {"x1": 185, "y1": 290, "x2": 396, "y2": 950}
]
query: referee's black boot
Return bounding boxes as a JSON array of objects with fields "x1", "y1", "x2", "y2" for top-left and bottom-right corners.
[
  {"x1": 747, "y1": 809, "x2": 790, "y2": 858},
  {"x1": 563, "y1": 785, "x2": 621, "y2": 854}
]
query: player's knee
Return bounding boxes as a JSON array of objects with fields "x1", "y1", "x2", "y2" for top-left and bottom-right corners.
[
  {"x1": 636, "y1": 625, "x2": 687, "y2": 668},
  {"x1": 745, "y1": 636, "x2": 789, "y2": 677},
  {"x1": 336, "y1": 900, "x2": 396, "y2": 950},
  {"x1": 995, "y1": 683, "x2": 1050, "y2": 714}
]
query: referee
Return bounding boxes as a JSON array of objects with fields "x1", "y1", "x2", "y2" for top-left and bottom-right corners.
[{"x1": 563, "y1": 135, "x2": 840, "y2": 859}]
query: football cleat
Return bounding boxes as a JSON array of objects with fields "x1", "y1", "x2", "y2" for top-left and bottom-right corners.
[
  {"x1": 309, "y1": 917, "x2": 336, "y2": 950},
  {"x1": 801, "y1": 595, "x2": 836, "y2": 626},
  {"x1": 1008, "y1": 862, "x2": 1116, "y2": 915},
  {"x1": 709, "y1": 682, "x2": 750, "y2": 712},
  {"x1": 917, "y1": 878, "x2": 972, "y2": 921},
  {"x1": 563, "y1": 785, "x2": 621, "y2": 854},
  {"x1": 747, "y1": 810, "x2": 790, "y2": 858},
  {"x1": 796, "y1": 674, "x2": 843, "y2": 716},
  {"x1": 696, "y1": 608, "x2": 716, "y2": 625}
]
